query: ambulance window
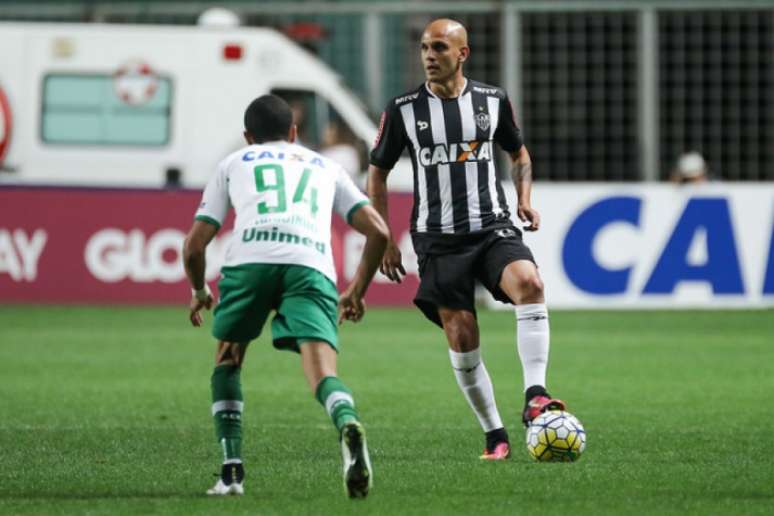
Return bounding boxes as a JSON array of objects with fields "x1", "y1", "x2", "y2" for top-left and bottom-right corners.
[
  {"x1": 41, "y1": 74, "x2": 172, "y2": 146},
  {"x1": 271, "y1": 88, "x2": 368, "y2": 179},
  {"x1": 270, "y1": 89, "x2": 323, "y2": 148}
]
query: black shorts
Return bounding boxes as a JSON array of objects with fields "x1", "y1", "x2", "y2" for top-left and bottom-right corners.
[{"x1": 413, "y1": 226, "x2": 536, "y2": 328}]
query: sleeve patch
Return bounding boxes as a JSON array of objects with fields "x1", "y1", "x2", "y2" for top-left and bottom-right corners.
[{"x1": 374, "y1": 111, "x2": 386, "y2": 147}]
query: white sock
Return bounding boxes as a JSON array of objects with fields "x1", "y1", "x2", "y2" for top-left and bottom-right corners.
[
  {"x1": 515, "y1": 303, "x2": 550, "y2": 391},
  {"x1": 448, "y1": 348, "x2": 503, "y2": 432}
]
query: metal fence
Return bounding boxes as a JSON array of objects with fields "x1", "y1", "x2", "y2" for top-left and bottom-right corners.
[
  {"x1": 521, "y1": 12, "x2": 640, "y2": 181},
  {"x1": 658, "y1": 9, "x2": 774, "y2": 181},
  {"x1": 1, "y1": 0, "x2": 773, "y2": 181}
]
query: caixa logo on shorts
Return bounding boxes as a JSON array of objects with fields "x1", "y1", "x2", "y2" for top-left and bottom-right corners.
[{"x1": 417, "y1": 140, "x2": 493, "y2": 167}]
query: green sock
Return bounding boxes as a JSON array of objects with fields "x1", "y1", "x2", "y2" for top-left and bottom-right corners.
[
  {"x1": 211, "y1": 364, "x2": 243, "y2": 462},
  {"x1": 315, "y1": 376, "x2": 359, "y2": 432}
]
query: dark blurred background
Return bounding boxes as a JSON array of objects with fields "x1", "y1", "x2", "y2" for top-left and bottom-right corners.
[{"x1": 1, "y1": 0, "x2": 772, "y2": 183}]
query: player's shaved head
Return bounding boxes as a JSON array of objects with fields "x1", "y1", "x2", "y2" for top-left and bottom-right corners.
[
  {"x1": 422, "y1": 18, "x2": 468, "y2": 49},
  {"x1": 420, "y1": 19, "x2": 469, "y2": 86}
]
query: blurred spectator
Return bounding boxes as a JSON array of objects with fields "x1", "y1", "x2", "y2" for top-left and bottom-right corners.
[
  {"x1": 164, "y1": 167, "x2": 182, "y2": 188},
  {"x1": 670, "y1": 151, "x2": 709, "y2": 184},
  {"x1": 321, "y1": 120, "x2": 364, "y2": 187},
  {"x1": 288, "y1": 100, "x2": 310, "y2": 146}
]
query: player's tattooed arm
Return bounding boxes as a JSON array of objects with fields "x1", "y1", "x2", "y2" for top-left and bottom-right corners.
[
  {"x1": 510, "y1": 145, "x2": 540, "y2": 231},
  {"x1": 513, "y1": 160, "x2": 532, "y2": 183},
  {"x1": 510, "y1": 144, "x2": 533, "y2": 184}
]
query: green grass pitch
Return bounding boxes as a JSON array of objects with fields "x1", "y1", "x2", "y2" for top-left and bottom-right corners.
[{"x1": 1, "y1": 306, "x2": 773, "y2": 515}]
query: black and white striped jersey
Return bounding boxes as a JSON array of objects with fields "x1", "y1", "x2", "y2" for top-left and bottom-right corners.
[{"x1": 370, "y1": 79, "x2": 524, "y2": 243}]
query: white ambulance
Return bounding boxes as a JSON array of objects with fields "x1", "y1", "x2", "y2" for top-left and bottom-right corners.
[{"x1": 0, "y1": 20, "x2": 411, "y2": 188}]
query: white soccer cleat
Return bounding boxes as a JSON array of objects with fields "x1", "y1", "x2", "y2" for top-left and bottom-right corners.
[
  {"x1": 340, "y1": 421, "x2": 373, "y2": 499},
  {"x1": 206, "y1": 478, "x2": 244, "y2": 496},
  {"x1": 206, "y1": 462, "x2": 245, "y2": 496}
]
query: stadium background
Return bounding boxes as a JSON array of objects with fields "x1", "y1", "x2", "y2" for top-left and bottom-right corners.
[
  {"x1": 1, "y1": 0, "x2": 772, "y2": 308},
  {"x1": 3, "y1": 0, "x2": 773, "y2": 182},
  {"x1": 0, "y1": 2, "x2": 773, "y2": 514}
]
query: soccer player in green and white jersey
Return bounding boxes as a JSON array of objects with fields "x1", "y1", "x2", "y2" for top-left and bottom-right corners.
[{"x1": 182, "y1": 95, "x2": 388, "y2": 498}]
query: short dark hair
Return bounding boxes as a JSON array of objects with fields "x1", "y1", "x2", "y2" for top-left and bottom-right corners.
[{"x1": 244, "y1": 94, "x2": 293, "y2": 143}]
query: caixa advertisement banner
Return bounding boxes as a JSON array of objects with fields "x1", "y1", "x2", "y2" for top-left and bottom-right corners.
[
  {"x1": 0, "y1": 184, "x2": 772, "y2": 308},
  {"x1": 496, "y1": 182, "x2": 774, "y2": 309}
]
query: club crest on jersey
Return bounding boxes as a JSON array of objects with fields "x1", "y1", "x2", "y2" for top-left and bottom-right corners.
[
  {"x1": 418, "y1": 140, "x2": 492, "y2": 167},
  {"x1": 475, "y1": 112, "x2": 490, "y2": 132},
  {"x1": 495, "y1": 228, "x2": 517, "y2": 239}
]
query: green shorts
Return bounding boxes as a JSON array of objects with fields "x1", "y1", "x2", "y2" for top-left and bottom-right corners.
[{"x1": 212, "y1": 263, "x2": 339, "y2": 352}]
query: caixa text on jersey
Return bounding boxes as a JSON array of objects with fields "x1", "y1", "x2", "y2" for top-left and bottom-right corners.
[{"x1": 417, "y1": 140, "x2": 493, "y2": 167}]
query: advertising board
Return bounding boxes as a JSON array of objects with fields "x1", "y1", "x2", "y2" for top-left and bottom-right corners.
[{"x1": 1, "y1": 184, "x2": 772, "y2": 308}]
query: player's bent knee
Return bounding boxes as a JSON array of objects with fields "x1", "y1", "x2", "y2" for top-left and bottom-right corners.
[
  {"x1": 502, "y1": 265, "x2": 545, "y2": 303},
  {"x1": 519, "y1": 275, "x2": 544, "y2": 303},
  {"x1": 526, "y1": 275, "x2": 544, "y2": 295}
]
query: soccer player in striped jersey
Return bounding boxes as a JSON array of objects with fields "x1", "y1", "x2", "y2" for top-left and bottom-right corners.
[
  {"x1": 368, "y1": 19, "x2": 566, "y2": 460},
  {"x1": 183, "y1": 95, "x2": 388, "y2": 497}
]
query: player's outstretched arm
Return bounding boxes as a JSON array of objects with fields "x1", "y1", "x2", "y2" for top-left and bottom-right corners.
[
  {"x1": 338, "y1": 204, "x2": 389, "y2": 324},
  {"x1": 183, "y1": 220, "x2": 219, "y2": 327},
  {"x1": 367, "y1": 165, "x2": 406, "y2": 283},
  {"x1": 510, "y1": 145, "x2": 540, "y2": 232}
]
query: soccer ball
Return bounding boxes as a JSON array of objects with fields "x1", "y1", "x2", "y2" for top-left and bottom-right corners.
[{"x1": 526, "y1": 410, "x2": 586, "y2": 462}]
